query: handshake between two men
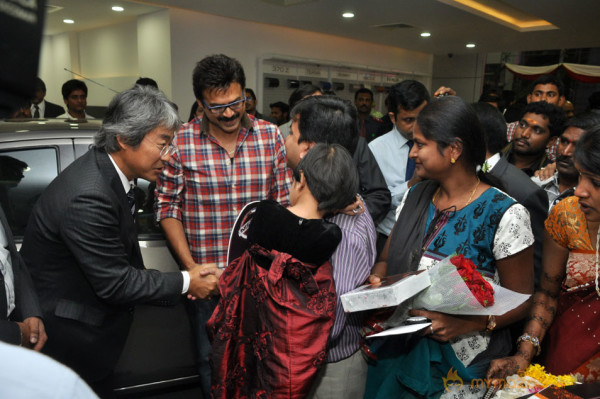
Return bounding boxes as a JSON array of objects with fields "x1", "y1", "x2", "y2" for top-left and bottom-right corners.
[{"x1": 187, "y1": 263, "x2": 223, "y2": 300}]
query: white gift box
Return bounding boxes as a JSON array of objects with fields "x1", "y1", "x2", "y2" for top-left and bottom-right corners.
[{"x1": 340, "y1": 270, "x2": 431, "y2": 313}]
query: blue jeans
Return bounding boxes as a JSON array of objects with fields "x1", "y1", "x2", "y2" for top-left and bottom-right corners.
[{"x1": 186, "y1": 297, "x2": 219, "y2": 399}]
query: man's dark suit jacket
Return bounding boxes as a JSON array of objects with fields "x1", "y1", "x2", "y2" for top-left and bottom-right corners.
[
  {"x1": 0, "y1": 205, "x2": 42, "y2": 344},
  {"x1": 487, "y1": 155, "x2": 548, "y2": 287},
  {"x1": 353, "y1": 137, "x2": 391, "y2": 226},
  {"x1": 43, "y1": 100, "x2": 65, "y2": 118},
  {"x1": 20, "y1": 147, "x2": 183, "y2": 385}
]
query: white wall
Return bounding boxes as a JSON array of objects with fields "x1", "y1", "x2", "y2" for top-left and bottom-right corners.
[
  {"x1": 78, "y1": 21, "x2": 139, "y2": 106},
  {"x1": 137, "y1": 10, "x2": 172, "y2": 98},
  {"x1": 168, "y1": 8, "x2": 433, "y2": 119},
  {"x1": 39, "y1": 32, "x2": 80, "y2": 105},
  {"x1": 432, "y1": 53, "x2": 486, "y2": 103},
  {"x1": 39, "y1": 7, "x2": 434, "y2": 118},
  {"x1": 39, "y1": 12, "x2": 172, "y2": 107}
]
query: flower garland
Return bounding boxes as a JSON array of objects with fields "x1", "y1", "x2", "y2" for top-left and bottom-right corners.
[{"x1": 521, "y1": 364, "x2": 577, "y2": 388}]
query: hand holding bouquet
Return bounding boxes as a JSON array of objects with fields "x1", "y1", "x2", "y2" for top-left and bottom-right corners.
[{"x1": 412, "y1": 254, "x2": 527, "y2": 316}]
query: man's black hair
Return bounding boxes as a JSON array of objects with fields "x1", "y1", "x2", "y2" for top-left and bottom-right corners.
[
  {"x1": 354, "y1": 87, "x2": 373, "y2": 101},
  {"x1": 529, "y1": 74, "x2": 565, "y2": 97},
  {"x1": 61, "y1": 79, "x2": 88, "y2": 100},
  {"x1": 270, "y1": 101, "x2": 289, "y2": 114},
  {"x1": 522, "y1": 101, "x2": 566, "y2": 138},
  {"x1": 566, "y1": 110, "x2": 600, "y2": 131},
  {"x1": 135, "y1": 77, "x2": 158, "y2": 89},
  {"x1": 387, "y1": 80, "x2": 430, "y2": 114},
  {"x1": 291, "y1": 95, "x2": 359, "y2": 155},
  {"x1": 34, "y1": 77, "x2": 46, "y2": 92},
  {"x1": 478, "y1": 90, "x2": 501, "y2": 104},
  {"x1": 192, "y1": 54, "x2": 246, "y2": 101},
  {"x1": 288, "y1": 84, "x2": 321, "y2": 110}
]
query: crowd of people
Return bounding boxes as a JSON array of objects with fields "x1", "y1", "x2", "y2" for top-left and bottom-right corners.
[{"x1": 2, "y1": 53, "x2": 600, "y2": 399}]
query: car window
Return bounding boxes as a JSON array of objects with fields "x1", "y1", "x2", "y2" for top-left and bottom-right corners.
[
  {"x1": 0, "y1": 147, "x2": 59, "y2": 237},
  {"x1": 134, "y1": 178, "x2": 163, "y2": 238},
  {"x1": 1, "y1": 143, "x2": 165, "y2": 241}
]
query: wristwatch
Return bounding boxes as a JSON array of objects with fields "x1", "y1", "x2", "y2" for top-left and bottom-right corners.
[{"x1": 486, "y1": 315, "x2": 497, "y2": 331}]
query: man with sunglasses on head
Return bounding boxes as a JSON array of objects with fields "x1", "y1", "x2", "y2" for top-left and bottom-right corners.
[{"x1": 155, "y1": 54, "x2": 291, "y2": 398}]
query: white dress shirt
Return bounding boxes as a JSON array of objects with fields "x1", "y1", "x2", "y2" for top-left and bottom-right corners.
[
  {"x1": 368, "y1": 126, "x2": 412, "y2": 236},
  {"x1": 30, "y1": 100, "x2": 46, "y2": 118},
  {"x1": 56, "y1": 111, "x2": 95, "y2": 119}
]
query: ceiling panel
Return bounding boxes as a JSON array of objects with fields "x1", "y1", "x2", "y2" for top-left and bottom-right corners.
[{"x1": 43, "y1": 0, "x2": 600, "y2": 55}]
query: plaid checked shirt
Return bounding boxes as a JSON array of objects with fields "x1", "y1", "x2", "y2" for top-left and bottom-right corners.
[
  {"x1": 506, "y1": 120, "x2": 557, "y2": 162},
  {"x1": 155, "y1": 114, "x2": 291, "y2": 268}
]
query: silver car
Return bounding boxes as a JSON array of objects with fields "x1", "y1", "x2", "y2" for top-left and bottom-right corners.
[{"x1": 0, "y1": 119, "x2": 201, "y2": 397}]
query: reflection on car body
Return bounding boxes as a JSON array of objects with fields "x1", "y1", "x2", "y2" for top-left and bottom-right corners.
[{"x1": 0, "y1": 119, "x2": 200, "y2": 397}]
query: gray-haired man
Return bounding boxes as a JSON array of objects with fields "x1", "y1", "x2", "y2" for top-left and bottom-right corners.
[{"x1": 21, "y1": 85, "x2": 221, "y2": 396}]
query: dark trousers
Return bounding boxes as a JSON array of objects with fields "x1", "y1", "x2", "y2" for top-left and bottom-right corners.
[
  {"x1": 186, "y1": 297, "x2": 219, "y2": 399},
  {"x1": 376, "y1": 232, "x2": 389, "y2": 259}
]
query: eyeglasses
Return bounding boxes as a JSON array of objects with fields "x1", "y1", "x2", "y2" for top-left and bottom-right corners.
[
  {"x1": 154, "y1": 142, "x2": 176, "y2": 157},
  {"x1": 143, "y1": 136, "x2": 176, "y2": 157},
  {"x1": 202, "y1": 95, "x2": 246, "y2": 115}
]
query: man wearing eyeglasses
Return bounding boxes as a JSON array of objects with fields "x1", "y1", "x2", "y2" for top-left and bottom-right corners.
[
  {"x1": 155, "y1": 54, "x2": 291, "y2": 398},
  {"x1": 20, "y1": 85, "x2": 222, "y2": 397}
]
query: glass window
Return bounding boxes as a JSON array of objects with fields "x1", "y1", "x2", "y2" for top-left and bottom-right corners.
[
  {"x1": 134, "y1": 178, "x2": 163, "y2": 238},
  {"x1": 0, "y1": 148, "x2": 59, "y2": 238}
]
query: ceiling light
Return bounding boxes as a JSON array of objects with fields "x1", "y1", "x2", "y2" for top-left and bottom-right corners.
[
  {"x1": 342, "y1": 12, "x2": 354, "y2": 18},
  {"x1": 420, "y1": 32, "x2": 431, "y2": 37},
  {"x1": 466, "y1": 43, "x2": 476, "y2": 48},
  {"x1": 112, "y1": 6, "x2": 124, "y2": 12},
  {"x1": 63, "y1": 19, "x2": 74, "y2": 24}
]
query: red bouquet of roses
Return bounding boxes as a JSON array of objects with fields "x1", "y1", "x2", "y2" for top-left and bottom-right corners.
[
  {"x1": 450, "y1": 254, "x2": 495, "y2": 307},
  {"x1": 412, "y1": 253, "x2": 501, "y2": 314}
]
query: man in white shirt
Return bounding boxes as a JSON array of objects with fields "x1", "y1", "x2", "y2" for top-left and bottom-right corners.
[
  {"x1": 56, "y1": 79, "x2": 95, "y2": 119},
  {"x1": 368, "y1": 80, "x2": 429, "y2": 254}
]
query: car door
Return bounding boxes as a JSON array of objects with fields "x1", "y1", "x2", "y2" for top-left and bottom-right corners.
[
  {"x1": 73, "y1": 139, "x2": 200, "y2": 396},
  {"x1": 0, "y1": 135, "x2": 200, "y2": 397},
  {"x1": 0, "y1": 138, "x2": 72, "y2": 237}
]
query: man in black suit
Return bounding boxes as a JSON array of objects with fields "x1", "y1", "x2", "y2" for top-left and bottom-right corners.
[
  {"x1": 474, "y1": 103, "x2": 547, "y2": 287},
  {"x1": 0, "y1": 204, "x2": 46, "y2": 350},
  {"x1": 20, "y1": 85, "x2": 221, "y2": 397},
  {"x1": 30, "y1": 77, "x2": 64, "y2": 118}
]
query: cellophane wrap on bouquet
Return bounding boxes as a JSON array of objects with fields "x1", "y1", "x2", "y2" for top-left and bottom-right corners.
[{"x1": 412, "y1": 255, "x2": 530, "y2": 316}]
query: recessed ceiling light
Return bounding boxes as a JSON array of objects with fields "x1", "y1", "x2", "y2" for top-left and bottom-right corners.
[
  {"x1": 63, "y1": 19, "x2": 74, "y2": 24},
  {"x1": 112, "y1": 6, "x2": 124, "y2": 12},
  {"x1": 342, "y1": 12, "x2": 354, "y2": 18},
  {"x1": 420, "y1": 32, "x2": 431, "y2": 37},
  {"x1": 466, "y1": 43, "x2": 476, "y2": 48}
]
